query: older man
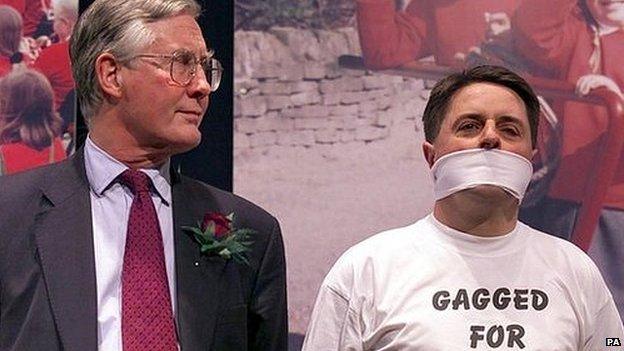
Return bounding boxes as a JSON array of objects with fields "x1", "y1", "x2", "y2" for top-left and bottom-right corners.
[
  {"x1": 0, "y1": 0, "x2": 287, "y2": 350},
  {"x1": 303, "y1": 65, "x2": 623, "y2": 350}
]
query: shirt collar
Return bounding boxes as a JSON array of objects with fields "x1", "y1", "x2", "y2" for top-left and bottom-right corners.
[{"x1": 84, "y1": 135, "x2": 171, "y2": 205}]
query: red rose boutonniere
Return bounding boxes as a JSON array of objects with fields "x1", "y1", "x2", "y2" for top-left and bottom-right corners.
[{"x1": 182, "y1": 212, "x2": 255, "y2": 265}]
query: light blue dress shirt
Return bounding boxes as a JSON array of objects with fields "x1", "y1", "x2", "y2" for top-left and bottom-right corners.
[{"x1": 84, "y1": 136, "x2": 177, "y2": 351}]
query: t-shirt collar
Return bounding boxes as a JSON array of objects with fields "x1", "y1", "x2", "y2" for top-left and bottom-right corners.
[{"x1": 426, "y1": 213, "x2": 524, "y2": 256}]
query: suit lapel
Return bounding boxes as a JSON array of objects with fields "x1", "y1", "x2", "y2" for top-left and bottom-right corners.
[
  {"x1": 32, "y1": 156, "x2": 229, "y2": 350},
  {"x1": 172, "y1": 172, "x2": 227, "y2": 351},
  {"x1": 34, "y1": 151, "x2": 98, "y2": 350}
]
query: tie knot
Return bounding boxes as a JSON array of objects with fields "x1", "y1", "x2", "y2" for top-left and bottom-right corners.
[{"x1": 118, "y1": 169, "x2": 152, "y2": 195}]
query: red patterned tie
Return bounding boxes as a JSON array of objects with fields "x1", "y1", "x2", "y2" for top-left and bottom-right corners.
[{"x1": 119, "y1": 169, "x2": 177, "y2": 351}]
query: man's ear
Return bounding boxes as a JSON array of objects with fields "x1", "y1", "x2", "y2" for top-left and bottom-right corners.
[
  {"x1": 95, "y1": 53, "x2": 124, "y2": 99},
  {"x1": 422, "y1": 141, "x2": 436, "y2": 168}
]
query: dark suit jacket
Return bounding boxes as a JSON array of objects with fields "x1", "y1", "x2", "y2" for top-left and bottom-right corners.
[{"x1": 0, "y1": 150, "x2": 288, "y2": 350}]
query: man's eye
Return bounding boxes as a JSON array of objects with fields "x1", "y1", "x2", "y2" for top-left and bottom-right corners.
[
  {"x1": 501, "y1": 126, "x2": 520, "y2": 136},
  {"x1": 175, "y1": 52, "x2": 195, "y2": 65},
  {"x1": 458, "y1": 122, "x2": 479, "y2": 131}
]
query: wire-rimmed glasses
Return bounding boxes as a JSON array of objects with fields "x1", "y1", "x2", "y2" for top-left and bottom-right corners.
[{"x1": 132, "y1": 48, "x2": 223, "y2": 92}]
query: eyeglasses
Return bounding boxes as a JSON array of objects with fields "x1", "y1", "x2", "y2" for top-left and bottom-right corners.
[{"x1": 132, "y1": 48, "x2": 223, "y2": 91}]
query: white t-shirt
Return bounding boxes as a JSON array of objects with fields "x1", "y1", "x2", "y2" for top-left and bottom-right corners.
[{"x1": 303, "y1": 214, "x2": 624, "y2": 351}]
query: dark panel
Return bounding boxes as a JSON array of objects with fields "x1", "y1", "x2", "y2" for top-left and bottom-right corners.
[{"x1": 76, "y1": 0, "x2": 234, "y2": 191}]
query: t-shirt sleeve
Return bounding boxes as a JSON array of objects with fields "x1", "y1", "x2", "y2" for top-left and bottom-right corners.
[
  {"x1": 302, "y1": 254, "x2": 364, "y2": 351},
  {"x1": 582, "y1": 299, "x2": 624, "y2": 350},
  {"x1": 577, "y1": 253, "x2": 624, "y2": 349},
  {"x1": 302, "y1": 284, "x2": 363, "y2": 351}
]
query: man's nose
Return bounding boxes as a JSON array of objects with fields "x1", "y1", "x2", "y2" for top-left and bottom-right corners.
[
  {"x1": 188, "y1": 67, "x2": 211, "y2": 98},
  {"x1": 479, "y1": 121, "x2": 501, "y2": 149}
]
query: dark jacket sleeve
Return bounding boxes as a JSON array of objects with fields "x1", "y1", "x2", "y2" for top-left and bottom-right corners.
[{"x1": 249, "y1": 216, "x2": 288, "y2": 350}]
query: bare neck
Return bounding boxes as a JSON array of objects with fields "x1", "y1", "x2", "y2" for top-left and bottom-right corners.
[
  {"x1": 433, "y1": 190, "x2": 519, "y2": 237},
  {"x1": 88, "y1": 118, "x2": 171, "y2": 170}
]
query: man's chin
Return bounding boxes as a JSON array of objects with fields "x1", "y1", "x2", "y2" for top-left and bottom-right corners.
[{"x1": 167, "y1": 132, "x2": 202, "y2": 155}]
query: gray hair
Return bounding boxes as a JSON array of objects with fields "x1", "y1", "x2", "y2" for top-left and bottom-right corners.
[
  {"x1": 51, "y1": 0, "x2": 78, "y2": 22},
  {"x1": 69, "y1": 0, "x2": 201, "y2": 121}
]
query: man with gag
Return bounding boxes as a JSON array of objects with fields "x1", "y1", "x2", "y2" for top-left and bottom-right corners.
[{"x1": 302, "y1": 65, "x2": 623, "y2": 350}]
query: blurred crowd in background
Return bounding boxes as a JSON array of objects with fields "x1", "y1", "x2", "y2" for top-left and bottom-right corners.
[{"x1": 0, "y1": 0, "x2": 77, "y2": 175}]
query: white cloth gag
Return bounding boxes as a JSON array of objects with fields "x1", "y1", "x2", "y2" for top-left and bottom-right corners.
[{"x1": 431, "y1": 148, "x2": 533, "y2": 201}]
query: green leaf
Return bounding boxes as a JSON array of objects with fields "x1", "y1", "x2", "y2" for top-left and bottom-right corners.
[
  {"x1": 225, "y1": 245, "x2": 245, "y2": 253},
  {"x1": 193, "y1": 232, "x2": 208, "y2": 245},
  {"x1": 182, "y1": 226, "x2": 203, "y2": 236},
  {"x1": 232, "y1": 253, "x2": 250, "y2": 266},
  {"x1": 227, "y1": 241, "x2": 247, "y2": 251},
  {"x1": 219, "y1": 248, "x2": 232, "y2": 259},
  {"x1": 235, "y1": 228, "x2": 256, "y2": 236},
  {"x1": 183, "y1": 226, "x2": 210, "y2": 246},
  {"x1": 206, "y1": 241, "x2": 224, "y2": 249},
  {"x1": 200, "y1": 245, "x2": 219, "y2": 255},
  {"x1": 183, "y1": 212, "x2": 257, "y2": 267},
  {"x1": 223, "y1": 234, "x2": 239, "y2": 243}
]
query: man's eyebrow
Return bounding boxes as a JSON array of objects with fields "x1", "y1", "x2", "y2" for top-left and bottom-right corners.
[{"x1": 496, "y1": 115, "x2": 525, "y2": 126}]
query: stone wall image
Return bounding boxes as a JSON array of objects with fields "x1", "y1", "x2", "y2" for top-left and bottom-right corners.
[
  {"x1": 233, "y1": 26, "x2": 436, "y2": 347},
  {"x1": 234, "y1": 27, "x2": 429, "y2": 152}
]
